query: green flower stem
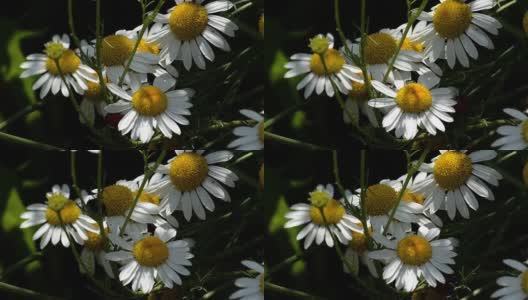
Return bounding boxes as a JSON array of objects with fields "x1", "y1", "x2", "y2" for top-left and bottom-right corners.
[
  {"x1": 265, "y1": 282, "x2": 329, "y2": 300},
  {"x1": 264, "y1": 132, "x2": 333, "y2": 152},
  {"x1": 0, "y1": 253, "x2": 42, "y2": 279},
  {"x1": 67, "y1": 0, "x2": 89, "y2": 62},
  {"x1": 381, "y1": 0, "x2": 429, "y2": 83},
  {"x1": 119, "y1": 148, "x2": 167, "y2": 236},
  {"x1": 117, "y1": 0, "x2": 165, "y2": 86},
  {"x1": 358, "y1": 149, "x2": 373, "y2": 248},
  {"x1": 93, "y1": 0, "x2": 110, "y2": 102},
  {"x1": 0, "y1": 131, "x2": 64, "y2": 151},
  {"x1": 228, "y1": 1, "x2": 253, "y2": 18},
  {"x1": 69, "y1": 151, "x2": 84, "y2": 209},
  {"x1": 466, "y1": 119, "x2": 515, "y2": 131},
  {"x1": 383, "y1": 146, "x2": 430, "y2": 235},
  {"x1": 358, "y1": 0, "x2": 374, "y2": 98},
  {"x1": 264, "y1": 100, "x2": 310, "y2": 129},
  {"x1": 331, "y1": 150, "x2": 352, "y2": 211},
  {"x1": 268, "y1": 254, "x2": 303, "y2": 275},
  {"x1": 0, "y1": 102, "x2": 44, "y2": 131},
  {"x1": 333, "y1": 0, "x2": 359, "y2": 66},
  {"x1": 0, "y1": 281, "x2": 64, "y2": 300}
]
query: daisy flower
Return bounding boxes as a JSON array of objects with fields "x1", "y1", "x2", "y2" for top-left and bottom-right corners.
[
  {"x1": 492, "y1": 259, "x2": 528, "y2": 299},
  {"x1": 20, "y1": 34, "x2": 97, "y2": 99},
  {"x1": 343, "y1": 72, "x2": 379, "y2": 127},
  {"x1": 150, "y1": 150, "x2": 238, "y2": 221},
  {"x1": 20, "y1": 184, "x2": 98, "y2": 249},
  {"x1": 368, "y1": 72, "x2": 458, "y2": 140},
  {"x1": 284, "y1": 184, "x2": 362, "y2": 249},
  {"x1": 399, "y1": 172, "x2": 444, "y2": 228},
  {"x1": 229, "y1": 260, "x2": 264, "y2": 300},
  {"x1": 345, "y1": 180, "x2": 425, "y2": 235},
  {"x1": 228, "y1": 109, "x2": 264, "y2": 151},
  {"x1": 98, "y1": 31, "x2": 160, "y2": 83},
  {"x1": 153, "y1": 0, "x2": 238, "y2": 70},
  {"x1": 105, "y1": 227, "x2": 193, "y2": 294},
  {"x1": 284, "y1": 33, "x2": 363, "y2": 98},
  {"x1": 105, "y1": 74, "x2": 194, "y2": 143},
  {"x1": 369, "y1": 226, "x2": 457, "y2": 292},
  {"x1": 343, "y1": 224, "x2": 379, "y2": 278},
  {"x1": 415, "y1": 0, "x2": 502, "y2": 68},
  {"x1": 415, "y1": 150, "x2": 503, "y2": 220},
  {"x1": 491, "y1": 108, "x2": 528, "y2": 150},
  {"x1": 79, "y1": 73, "x2": 108, "y2": 125},
  {"x1": 79, "y1": 219, "x2": 114, "y2": 278}
]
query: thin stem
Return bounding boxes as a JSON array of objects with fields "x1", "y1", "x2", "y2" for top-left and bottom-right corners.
[
  {"x1": 94, "y1": 0, "x2": 110, "y2": 101},
  {"x1": 0, "y1": 102, "x2": 44, "y2": 130},
  {"x1": 264, "y1": 132, "x2": 333, "y2": 152},
  {"x1": 1, "y1": 253, "x2": 43, "y2": 279},
  {"x1": 265, "y1": 282, "x2": 329, "y2": 300},
  {"x1": 331, "y1": 150, "x2": 347, "y2": 200},
  {"x1": 0, "y1": 281, "x2": 64, "y2": 300},
  {"x1": 383, "y1": 146, "x2": 430, "y2": 235},
  {"x1": 358, "y1": 0, "x2": 374, "y2": 98},
  {"x1": 117, "y1": 0, "x2": 166, "y2": 86},
  {"x1": 67, "y1": 0, "x2": 88, "y2": 62},
  {"x1": 358, "y1": 149, "x2": 373, "y2": 248},
  {"x1": 69, "y1": 151, "x2": 84, "y2": 209},
  {"x1": 381, "y1": 0, "x2": 429, "y2": 83},
  {"x1": 120, "y1": 148, "x2": 167, "y2": 236},
  {"x1": 0, "y1": 131, "x2": 64, "y2": 151}
]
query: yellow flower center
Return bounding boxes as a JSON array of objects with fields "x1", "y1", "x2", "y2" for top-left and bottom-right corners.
[
  {"x1": 364, "y1": 184, "x2": 397, "y2": 216},
  {"x1": 401, "y1": 190, "x2": 425, "y2": 205},
  {"x1": 45, "y1": 49, "x2": 81, "y2": 76},
  {"x1": 259, "y1": 163, "x2": 264, "y2": 187},
  {"x1": 433, "y1": 151, "x2": 473, "y2": 190},
  {"x1": 364, "y1": 33, "x2": 397, "y2": 65},
  {"x1": 138, "y1": 39, "x2": 160, "y2": 55},
  {"x1": 400, "y1": 38, "x2": 424, "y2": 53},
  {"x1": 102, "y1": 185, "x2": 133, "y2": 216},
  {"x1": 397, "y1": 235, "x2": 432, "y2": 266},
  {"x1": 348, "y1": 224, "x2": 371, "y2": 253},
  {"x1": 84, "y1": 76, "x2": 108, "y2": 102},
  {"x1": 309, "y1": 199, "x2": 345, "y2": 225},
  {"x1": 309, "y1": 49, "x2": 345, "y2": 76},
  {"x1": 45, "y1": 200, "x2": 81, "y2": 225},
  {"x1": 308, "y1": 190, "x2": 331, "y2": 208},
  {"x1": 395, "y1": 83, "x2": 433, "y2": 113},
  {"x1": 348, "y1": 73, "x2": 370, "y2": 101},
  {"x1": 131, "y1": 86, "x2": 168, "y2": 116},
  {"x1": 135, "y1": 191, "x2": 161, "y2": 206},
  {"x1": 101, "y1": 35, "x2": 134, "y2": 66},
  {"x1": 133, "y1": 236, "x2": 169, "y2": 267},
  {"x1": 522, "y1": 270, "x2": 528, "y2": 294},
  {"x1": 84, "y1": 223, "x2": 109, "y2": 251},
  {"x1": 169, "y1": 2, "x2": 209, "y2": 41},
  {"x1": 433, "y1": 0, "x2": 473, "y2": 39},
  {"x1": 521, "y1": 120, "x2": 528, "y2": 142},
  {"x1": 169, "y1": 153, "x2": 209, "y2": 192},
  {"x1": 523, "y1": 162, "x2": 528, "y2": 187}
]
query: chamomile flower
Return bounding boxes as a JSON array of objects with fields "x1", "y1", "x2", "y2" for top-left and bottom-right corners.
[
  {"x1": 20, "y1": 34, "x2": 97, "y2": 99},
  {"x1": 368, "y1": 72, "x2": 457, "y2": 140},
  {"x1": 492, "y1": 259, "x2": 528, "y2": 299},
  {"x1": 98, "y1": 32, "x2": 160, "y2": 83},
  {"x1": 415, "y1": 0, "x2": 502, "y2": 68},
  {"x1": 79, "y1": 220, "x2": 114, "y2": 278},
  {"x1": 491, "y1": 108, "x2": 528, "y2": 150},
  {"x1": 343, "y1": 224, "x2": 379, "y2": 278},
  {"x1": 228, "y1": 109, "x2": 264, "y2": 151},
  {"x1": 369, "y1": 226, "x2": 457, "y2": 292},
  {"x1": 348, "y1": 29, "x2": 427, "y2": 84},
  {"x1": 415, "y1": 150, "x2": 503, "y2": 219},
  {"x1": 345, "y1": 180, "x2": 425, "y2": 235},
  {"x1": 284, "y1": 184, "x2": 362, "y2": 249},
  {"x1": 229, "y1": 260, "x2": 264, "y2": 300},
  {"x1": 20, "y1": 184, "x2": 98, "y2": 249},
  {"x1": 153, "y1": 0, "x2": 238, "y2": 70},
  {"x1": 343, "y1": 72, "x2": 379, "y2": 127},
  {"x1": 106, "y1": 227, "x2": 193, "y2": 294},
  {"x1": 79, "y1": 73, "x2": 108, "y2": 125},
  {"x1": 284, "y1": 33, "x2": 363, "y2": 98},
  {"x1": 105, "y1": 74, "x2": 194, "y2": 143},
  {"x1": 150, "y1": 150, "x2": 239, "y2": 221}
]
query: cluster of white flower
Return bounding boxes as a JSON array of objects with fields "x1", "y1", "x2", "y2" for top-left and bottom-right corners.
[{"x1": 284, "y1": 149, "x2": 504, "y2": 293}]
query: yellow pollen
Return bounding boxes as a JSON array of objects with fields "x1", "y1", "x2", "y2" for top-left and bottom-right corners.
[
  {"x1": 135, "y1": 191, "x2": 161, "y2": 206},
  {"x1": 169, "y1": 153, "x2": 209, "y2": 192},
  {"x1": 433, "y1": 0, "x2": 473, "y2": 39},
  {"x1": 169, "y1": 2, "x2": 209, "y2": 41},
  {"x1": 364, "y1": 33, "x2": 398, "y2": 65},
  {"x1": 84, "y1": 223, "x2": 109, "y2": 251},
  {"x1": 102, "y1": 185, "x2": 133, "y2": 216},
  {"x1": 395, "y1": 83, "x2": 433, "y2": 113},
  {"x1": 397, "y1": 235, "x2": 432, "y2": 266},
  {"x1": 433, "y1": 151, "x2": 473, "y2": 190},
  {"x1": 309, "y1": 199, "x2": 345, "y2": 225},
  {"x1": 133, "y1": 236, "x2": 169, "y2": 267},
  {"x1": 309, "y1": 49, "x2": 345, "y2": 76},
  {"x1": 521, "y1": 120, "x2": 528, "y2": 142},
  {"x1": 259, "y1": 163, "x2": 264, "y2": 187},
  {"x1": 45, "y1": 49, "x2": 81, "y2": 76},
  {"x1": 138, "y1": 39, "x2": 160, "y2": 55},
  {"x1": 522, "y1": 162, "x2": 528, "y2": 187},
  {"x1": 400, "y1": 38, "x2": 424, "y2": 53},
  {"x1": 45, "y1": 200, "x2": 81, "y2": 225},
  {"x1": 364, "y1": 184, "x2": 397, "y2": 216},
  {"x1": 101, "y1": 35, "x2": 134, "y2": 66},
  {"x1": 132, "y1": 86, "x2": 168, "y2": 116},
  {"x1": 522, "y1": 270, "x2": 528, "y2": 294},
  {"x1": 401, "y1": 190, "x2": 425, "y2": 205}
]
